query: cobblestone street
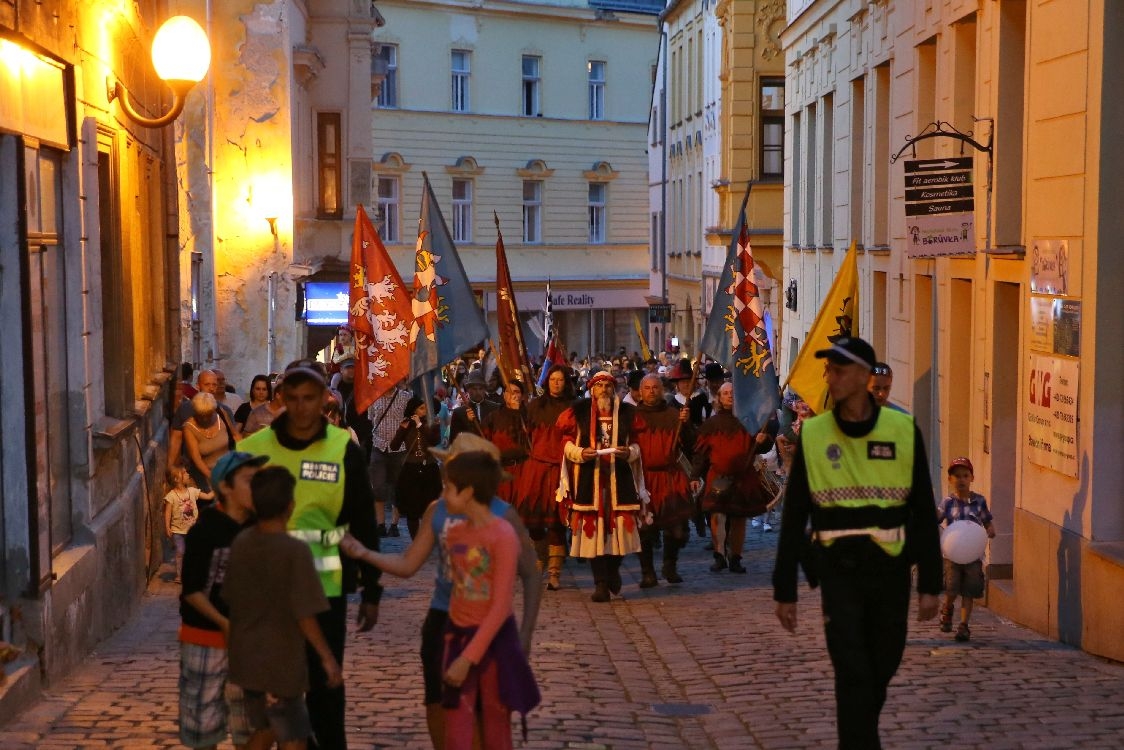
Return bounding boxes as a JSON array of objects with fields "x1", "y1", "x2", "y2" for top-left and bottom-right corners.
[{"x1": 3, "y1": 528, "x2": 1123, "y2": 749}]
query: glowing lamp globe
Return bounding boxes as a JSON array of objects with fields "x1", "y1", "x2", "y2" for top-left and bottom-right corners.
[
  {"x1": 151, "y1": 16, "x2": 211, "y2": 83},
  {"x1": 940, "y1": 520, "x2": 988, "y2": 565}
]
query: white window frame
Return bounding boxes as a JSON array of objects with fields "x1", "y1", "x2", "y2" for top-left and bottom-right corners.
[
  {"x1": 377, "y1": 176, "x2": 400, "y2": 242},
  {"x1": 522, "y1": 55, "x2": 541, "y2": 117},
  {"x1": 588, "y1": 183, "x2": 607, "y2": 244},
  {"x1": 522, "y1": 180, "x2": 542, "y2": 243},
  {"x1": 377, "y1": 44, "x2": 398, "y2": 108},
  {"x1": 451, "y1": 50, "x2": 470, "y2": 113},
  {"x1": 588, "y1": 60, "x2": 605, "y2": 120},
  {"x1": 452, "y1": 178, "x2": 473, "y2": 243}
]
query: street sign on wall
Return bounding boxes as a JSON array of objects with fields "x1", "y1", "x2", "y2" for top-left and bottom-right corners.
[
  {"x1": 904, "y1": 157, "x2": 975, "y2": 257},
  {"x1": 648, "y1": 303, "x2": 672, "y2": 323}
]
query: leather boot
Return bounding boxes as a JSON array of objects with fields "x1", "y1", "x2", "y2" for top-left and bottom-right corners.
[
  {"x1": 709, "y1": 552, "x2": 727, "y2": 572},
  {"x1": 606, "y1": 556, "x2": 623, "y2": 595},
  {"x1": 533, "y1": 538, "x2": 549, "y2": 574},
  {"x1": 728, "y1": 555, "x2": 747, "y2": 574},
  {"x1": 590, "y1": 582, "x2": 610, "y2": 602},
  {"x1": 662, "y1": 538, "x2": 683, "y2": 584},
  {"x1": 638, "y1": 542, "x2": 658, "y2": 589},
  {"x1": 546, "y1": 545, "x2": 566, "y2": 591}
]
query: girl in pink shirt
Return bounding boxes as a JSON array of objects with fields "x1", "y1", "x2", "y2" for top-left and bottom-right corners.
[{"x1": 440, "y1": 451, "x2": 539, "y2": 750}]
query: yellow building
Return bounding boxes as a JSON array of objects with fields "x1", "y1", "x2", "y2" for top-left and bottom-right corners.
[
  {"x1": 369, "y1": 0, "x2": 662, "y2": 358},
  {"x1": 782, "y1": 0, "x2": 1124, "y2": 661},
  {"x1": 1, "y1": 0, "x2": 198, "y2": 710},
  {"x1": 650, "y1": 0, "x2": 786, "y2": 359}
]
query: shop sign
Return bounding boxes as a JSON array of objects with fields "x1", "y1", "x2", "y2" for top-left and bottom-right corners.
[
  {"x1": 1026, "y1": 354, "x2": 1079, "y2": 478},
  {"x1": 1030, "y1": 239, "x2": 1070, "y2": 295},
  {"x1": 904, "y1": 157, "x2": 975, "y2": 257}
]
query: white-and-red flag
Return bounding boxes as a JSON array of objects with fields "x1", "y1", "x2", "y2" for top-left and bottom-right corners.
[{"x1": 349, "y1": 205, "x2": 412, "y2": 413}]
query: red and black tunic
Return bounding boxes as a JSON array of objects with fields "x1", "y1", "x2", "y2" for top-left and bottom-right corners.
[
  {"x1": 511, "y1": 394, "x2": 572, "y2": 530},
  {"x1": 633, "y1": 401, "x2": 695, "y2": 528},
  {"x1": 692, "y1": 410, "x2": 770, "y2": 517},
  {"x1": 481, "y1": 406, "x2": 531, "y2": 506}
]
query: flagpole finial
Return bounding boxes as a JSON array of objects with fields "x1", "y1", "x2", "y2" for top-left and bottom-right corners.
[{"x1": 493, "y1": 211, "x2": 501, "y2": 230}]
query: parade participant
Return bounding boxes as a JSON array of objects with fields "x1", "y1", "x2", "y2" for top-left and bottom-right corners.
[
  {"x1": 621, "y1": 369, "x2": 644, "y2": 406},
  {"x1": 665, "y1": 358, "x2": 705, "y2": 419},
  {"x1": 691, "y1": 382, "x2": 774, "y2": 573},
  {"x1": 326, "y1": 324, "x2": 355, "y2": 377},
  {"x1": 696, "y1": 362, "x2": 726, "y2": 423},
  {"x1": 340, "y1": 433, "x2": 541, "y2": 750},
  {"x1": 556, "y1": 371, "x2": 644, "y2": 602},
  {"x1": 367, "y1": 380, "x2": 411, "y2": 537},
  {"x1": 449, "y1": 369, "x2": 499, "y2": 442},
  {"x1": 869, "y1": 361, "x2": 909, "y2": 413},
  {"x1": 480, "y1": 379, "x2": 531, "y2": 505},
  {"x1": 237, "y1": 359, "x2": 383, "y2": 750},
  {"x1": 516, "y1": 365, "x2": 575, "y2": 590},
  {"x1": 633, "y1": 374, "x2": 694, "y2": 587},
  {"x1": 389, "y1": 396, "x2": 443, "y2": 539},
  {"x1": 773, "y1": 336, "x2": 941, "y2": 750}
]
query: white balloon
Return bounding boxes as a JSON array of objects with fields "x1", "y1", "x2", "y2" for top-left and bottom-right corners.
[{"x1": 941, "y1": 519, "x2": 988, "y2": 564}]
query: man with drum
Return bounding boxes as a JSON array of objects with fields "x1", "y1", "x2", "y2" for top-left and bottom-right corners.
[{"x1": 772, "y1": 336, "x2": 941, "y2": 750}]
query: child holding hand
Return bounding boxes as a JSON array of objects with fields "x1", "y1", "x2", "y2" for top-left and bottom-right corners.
[{"x1": 165, "y1": 466, "x2": 214, "y2": 584}]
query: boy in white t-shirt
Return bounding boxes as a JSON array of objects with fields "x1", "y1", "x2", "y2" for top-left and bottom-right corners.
[{"x1": 165, "y1": 466, "x2": 215, "y2": 583}]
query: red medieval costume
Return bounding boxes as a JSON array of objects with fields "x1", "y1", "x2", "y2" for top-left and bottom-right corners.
[{"x1": 481, "y1": 406, "x2": 530, "y2": 505}]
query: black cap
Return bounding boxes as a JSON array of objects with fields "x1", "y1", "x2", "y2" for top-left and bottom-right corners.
[
  {"x1": 626, "y1": 370, "x2": 644, "y2": 389},
  {"x1": 281, "y1": 359, "x2": 327, "y2": 388},
  {"x1": 814, "y1": 337, "x2": 876, "y2": 370},
  {"x1": 703, "y1": 362, "x2": 726, "y2": 381}
]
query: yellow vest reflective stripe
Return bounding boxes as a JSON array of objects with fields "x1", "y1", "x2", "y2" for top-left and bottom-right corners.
[
  {"x1": 801, "y1": 408, "x2": 914, "y2": 556},
  {"x1": 238, "y1": 425, "x2": 351, "y2": 596}
]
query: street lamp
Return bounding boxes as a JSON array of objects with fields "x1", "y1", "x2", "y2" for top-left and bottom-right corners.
[{"x1": 106, "y1": 16, "x2": 211, "y2": 129}]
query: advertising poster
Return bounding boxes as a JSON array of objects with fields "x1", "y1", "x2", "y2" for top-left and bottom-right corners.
[{"x1": 1026, "y1": 354, "x2": 1079, "y2": 477}]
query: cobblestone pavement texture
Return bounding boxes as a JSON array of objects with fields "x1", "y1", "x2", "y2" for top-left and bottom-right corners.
[{"x1": 3, "y1": 524, "x2": 1124, "y2": 749}]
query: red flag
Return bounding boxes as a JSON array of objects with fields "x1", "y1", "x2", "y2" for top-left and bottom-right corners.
[
  {"x1": 494, "y1": 214, "x2": 535, "y2": 388},
  {"x1": 349, "y1": 206, "x2": 412, "y2": 413}
]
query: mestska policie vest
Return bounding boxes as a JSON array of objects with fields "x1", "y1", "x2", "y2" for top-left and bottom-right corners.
[
  {"x1": 238, "y1": 426, "x2": 351, "y2": 596},
  {"x1": 801, "y1": 408, "x2": 915, "y2": 557}
]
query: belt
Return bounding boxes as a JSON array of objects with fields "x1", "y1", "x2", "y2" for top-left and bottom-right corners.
[
  {"x1": 289, "y1": 524, "x2": 349, "y2": 547},
  {"x1": 813, "y1": 526, "x2": 904, "y2": 545}
]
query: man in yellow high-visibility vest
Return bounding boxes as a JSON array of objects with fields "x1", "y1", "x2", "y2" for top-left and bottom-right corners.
[
  {"x1": 773, "y1": 337, "x2": 941, "y2": 750},
  {"x1": 238, "y1": 359, "x2": 382, "y2": 750}
]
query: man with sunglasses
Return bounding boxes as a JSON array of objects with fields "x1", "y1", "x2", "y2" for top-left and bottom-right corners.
[{"x1": 868, "y1": 361, "x2": 909, "y2": 414}]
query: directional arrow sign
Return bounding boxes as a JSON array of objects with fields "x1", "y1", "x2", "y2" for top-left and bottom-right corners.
[{"x1": 904, "y1": 157, "x2": 973, "y2": 173}]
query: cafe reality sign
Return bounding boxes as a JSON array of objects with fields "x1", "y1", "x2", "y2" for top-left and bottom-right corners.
[{"x1": 904, "y1": 156, "x2": 975, "y2": 258}]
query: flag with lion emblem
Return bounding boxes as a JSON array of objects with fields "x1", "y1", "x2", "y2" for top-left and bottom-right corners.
[{"x1": 349, "y1": 205, "x2": 412, "y2": 413}]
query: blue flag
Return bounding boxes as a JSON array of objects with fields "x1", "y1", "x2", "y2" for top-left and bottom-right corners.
[
  {"x1": 699, "y1": 187, "x2": 781, "y2": 433},
  {"x1": 408, "y1": 173, "x2": 490, "y2": 379}
]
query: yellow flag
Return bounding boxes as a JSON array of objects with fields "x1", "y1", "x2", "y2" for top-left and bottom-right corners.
[
  {"x1": 632, "y1": 313, "x2": 652, "y2": 361},
  {"x1": 783, "y1": 241, "x2": 859, "y2": 414}
]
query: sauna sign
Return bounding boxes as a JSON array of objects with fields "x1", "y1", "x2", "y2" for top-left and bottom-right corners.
[{"x1": 904, "y1": 157, "x2": 975, "y2": 257}]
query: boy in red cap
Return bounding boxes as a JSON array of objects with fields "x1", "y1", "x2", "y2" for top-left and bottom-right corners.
[{"x1": 937, "y1": 457, "x2": 996, "y2": 641}]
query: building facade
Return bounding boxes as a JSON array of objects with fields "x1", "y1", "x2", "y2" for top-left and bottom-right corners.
[
  {"x1": 649, "y1": 0, "x2": 787, "y2": 361},
  {"x1": 368, "y1": 0, "x2": 661, "y2": 360},
  {"x1": 781, "y1": 0, "x2": 1124, "y2": 661},
  {"x1": 0, "y1": 0, "x2": 186, "y2": 712},
  {"x1": 176, "y1": 0, "x2": 382, "y2": 394}
]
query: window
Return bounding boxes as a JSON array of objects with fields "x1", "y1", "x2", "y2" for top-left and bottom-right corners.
[
  {"x1": 451, "y1": 50, "x2": 470, "y2": 112},
  {"x1": 376, "y1": 44, "x2": 398, "y2": 108},
  {"x1": 316, "y1": 113, "x2": 342, "y2": 219},
  {"x1": 588, "y1": 183, "x2": 607, "y2": 243},
  {"x1": 761, "y1": 78, "x2": 785, "y2": 180},
  {"x1": 522, "y1": 180, "x2": 542, "y2": 242},
  {"x1": 377, "y1": 176, "x2": 400, "y2": 242},
  {"x1": 522, "y1": 55, "x2": 541, "y2": 116},
  {"x1": 588, "y1": 60, "x2": 605, "y2": 120},
  {"x1": 452, "y1": 179, "x2": 473, "y2": 243}
]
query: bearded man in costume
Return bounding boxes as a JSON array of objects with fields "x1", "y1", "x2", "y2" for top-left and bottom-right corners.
[{"x1": 556, "y1": 370, "x2": 644, "y2": 602}]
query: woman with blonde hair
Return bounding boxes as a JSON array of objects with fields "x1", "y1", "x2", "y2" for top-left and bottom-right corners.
[{"x1": 182, "y1": 392, "x2": 233, "y2": 493}]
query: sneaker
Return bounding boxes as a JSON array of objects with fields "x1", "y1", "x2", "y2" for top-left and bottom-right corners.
[
  {"x1": 939, "y1": 606, "x2": 953, "y2": 633},
  {"x1": 762, "y1": 522, "x2": 774, "y2": 532},
  {"x1": 955, "y1": 623, "x2": 971, "y2": 642},
  {"x1": 750, "y1": 518, "x2": 761, "y2": 528},
  {"x1": 388, "y1": 525, "x2": 400, "y2": 537}
]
